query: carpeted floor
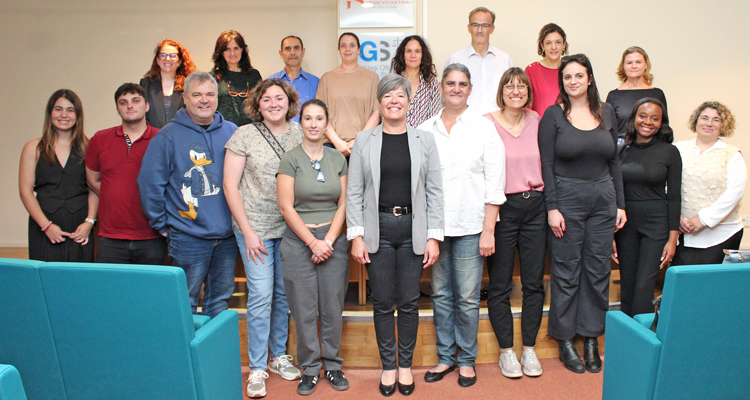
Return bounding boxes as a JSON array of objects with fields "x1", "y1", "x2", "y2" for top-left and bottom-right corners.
[{"x1": 241, "y1": 357, "x2": 604, "y2": 399}]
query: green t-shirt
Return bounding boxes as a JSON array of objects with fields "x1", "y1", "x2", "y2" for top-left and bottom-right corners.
[{"x1": 277, "y1": 145, "x2": 348, "y2": 224}]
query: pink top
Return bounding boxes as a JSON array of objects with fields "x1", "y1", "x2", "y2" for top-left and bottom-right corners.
[
  {"x1": 525, "y1": 62, "x2": 559, "y2": 117},
  {"x1": 485, "y1": 109, "x2": 544, "y2": 194}
]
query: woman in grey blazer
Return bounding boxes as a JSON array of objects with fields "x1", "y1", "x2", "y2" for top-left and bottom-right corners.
[{"x1": 347, "y1": 74, "x2": 444, "y2": 397}]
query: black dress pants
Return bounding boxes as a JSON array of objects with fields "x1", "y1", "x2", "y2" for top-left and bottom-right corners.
[
  {"x1": 548, "y1": 176, "x2": 616, "y2": 340},
  {"x1": 366, "y1": 212, "x2": 424, "y2": 369},
  {"x1": 672, "y1": 229, "x2": 744, "y2": 266},
  {"x1": 614, "y1": 200, "x2": 668, "y2": 317},
  {"x1": 487, "y1": 192, "x2": 547, "y2": 348}
]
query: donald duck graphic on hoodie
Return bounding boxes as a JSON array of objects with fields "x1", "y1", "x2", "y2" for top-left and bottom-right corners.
[{"x1": 179, "y1": 143, "x2": 221, "y2": 220}]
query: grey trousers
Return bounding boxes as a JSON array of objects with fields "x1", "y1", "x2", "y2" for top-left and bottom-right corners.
[
  {"x1": 548, "y1": 176, "x2": 616, "y2": 340},
  {"x1": 280, "y1": 224, "x2": 349, "y2": 376}
]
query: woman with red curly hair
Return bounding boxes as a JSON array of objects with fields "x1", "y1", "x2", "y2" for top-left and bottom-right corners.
[{"x1": 140, "y1": 38, "x2": 198, "y2": 128}]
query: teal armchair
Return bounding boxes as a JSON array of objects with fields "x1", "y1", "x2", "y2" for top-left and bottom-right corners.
[
  {"x1": 0, "y1": 365, "x2": 27, "y2": 400},
  {"x1": 0, "y1": 258, "x2": 242, "y2": 400},
  {"x1": 603, "y1": 264, "x2": 750, "y2": 400}
]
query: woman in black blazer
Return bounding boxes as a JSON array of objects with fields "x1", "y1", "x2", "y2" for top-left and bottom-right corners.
[{"x1": 139, "y1": 38, "x2": 197, "y2": 128}]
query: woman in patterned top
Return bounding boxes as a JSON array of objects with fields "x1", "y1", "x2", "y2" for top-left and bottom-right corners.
[
  {"x1": 390, "y1": 35, "x2": 441, "y2": 127},
  {"x1": 223, "y1": 78, "x2": 303, "y2": 398}
]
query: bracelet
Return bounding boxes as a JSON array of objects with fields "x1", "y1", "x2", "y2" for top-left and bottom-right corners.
[
  {"x1": 41, "y1": 221, "x2": 53, "y2": 232},
  {"x1": 85, "y1": 217, "x2": 96, "y2": 225},
  {"x1": 306, "y1": 239, "x2": 319, "y2": 248}
]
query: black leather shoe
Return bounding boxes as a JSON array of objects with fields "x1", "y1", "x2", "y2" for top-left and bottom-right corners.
[
  {"x1": 398, "y1": 381, "x2": 415, "y2": 396},
  {"x1": 424, "y1": 365, "x2": 455, "y2": 383},
  {"x1": 558, "y1": 339, "x2": 585, "y2": 374},
  {"x1": 379, "y1": 371, "x2": 396, "y2": 397},
  {"x1": 457, "y1": 367, "x2": 477, "y2": 387},
  {"x1": 584, "y1": 337, "x2": 602, "y2": 373},
  {"x1": 379, "y1": 382, "x2": 396, "y2": 397}
]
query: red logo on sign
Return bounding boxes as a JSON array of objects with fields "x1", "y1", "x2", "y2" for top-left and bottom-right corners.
[{"x1": 347, "y1": 0, "x2": 365, "y2": 9}]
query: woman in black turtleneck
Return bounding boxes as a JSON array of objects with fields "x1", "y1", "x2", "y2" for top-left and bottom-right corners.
[{"x1": 613, "y1": 98, "x2": 681, "y2": 317}]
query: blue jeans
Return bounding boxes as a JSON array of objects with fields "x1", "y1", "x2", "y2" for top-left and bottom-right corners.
[
  {"x1": 431, "y1": 233, "x2": 484, "y2": 367},
  {"x1": 167, "y1": 229, "x2": 238, "y2": 319},
  {"x1": 234, "y1": 227, "x2": 289, "y2": 370}
]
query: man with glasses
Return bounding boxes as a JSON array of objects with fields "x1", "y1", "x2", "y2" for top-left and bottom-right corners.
[
  {"x1": 445, "y1": 7, "x2": 513, "y2": 115},
  {"x1": 268, "y1": 36, "x2": 320, "y2": 123}
]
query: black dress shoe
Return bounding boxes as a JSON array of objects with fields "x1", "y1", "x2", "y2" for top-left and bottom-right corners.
[
  {"x1": 379, "y1": 370, "x2": 396, "y2": 397},
  {"x1": 584, "y1": 337, "x2": 602, "y2": 373},
  {"x1": 379, "y1": 382, "x2": 396, "y2": 397},
  {"x1": 398, "y1": 381, "x2": 415, "y2": 396},
  {"x1": 424, "y1": 365, "x2": 455, "y2": 383},
  {"x1": 457, "y1": 367, "x2": 477, "y2": 387},
  {"x1": 558, "y1": 339, "x2": 585, "y2": 374}
]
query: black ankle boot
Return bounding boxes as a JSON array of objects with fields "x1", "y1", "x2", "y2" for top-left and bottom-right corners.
[
  {"x1": 583, "y1": 337, "x2": 602, "y2": 373},
  {"x1": 558, "y1": 339, "x2": 585, "y2": 374}
]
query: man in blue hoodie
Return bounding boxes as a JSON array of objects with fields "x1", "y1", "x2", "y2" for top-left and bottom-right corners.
[{"x1": 138, "y1": 71, "x2": 239, "y2": 318}]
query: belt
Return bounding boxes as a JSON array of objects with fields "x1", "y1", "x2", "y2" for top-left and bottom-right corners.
[
  {"x1": 379, "y1": 206, "x2": 411, "y2": 216},
  {"x1": 508, "y1": 191, "x2": 543, "y2": 199}
]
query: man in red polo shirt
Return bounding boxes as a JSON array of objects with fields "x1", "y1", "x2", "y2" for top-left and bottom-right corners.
[{"x1": 85, "y1": 83, "x2": 166, "y2": 264}]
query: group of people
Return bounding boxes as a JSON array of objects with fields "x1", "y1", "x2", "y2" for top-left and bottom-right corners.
[{"x1": 18, "y1": 5, "x2": 746, "y2": 399}]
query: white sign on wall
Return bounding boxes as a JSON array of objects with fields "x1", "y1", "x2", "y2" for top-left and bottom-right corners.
[
  {"x1": 340, "y1": 0, "x2": 415, "y2": 28},
  {"x1": 355, "y1": 33, "x2": 409, "y2": 78}
]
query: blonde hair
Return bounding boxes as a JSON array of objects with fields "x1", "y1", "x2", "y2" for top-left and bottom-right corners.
[{"x1": 616, "y1": 46, "x2": 653, "y2": 86}]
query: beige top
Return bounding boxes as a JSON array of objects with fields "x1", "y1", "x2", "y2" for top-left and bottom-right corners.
[{"x1": 316, "y1": 68, "x2": 379, "y2": 142}]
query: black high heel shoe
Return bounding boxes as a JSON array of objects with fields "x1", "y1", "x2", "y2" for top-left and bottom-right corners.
[
  {"x1": 379, "y1": 370, "x2": 396, "y2": 397},
  {"x1": 558, "y1": 339, "x2": 585, "y2": 374},
  {"x1": 398, "y1": 369, "x2": 415, "y2": 396},
  {"x1": 584, "y1": 337, "x2": 602, "y2": 373}
]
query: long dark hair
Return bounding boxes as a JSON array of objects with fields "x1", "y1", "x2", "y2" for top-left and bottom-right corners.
[
  {"x1": 390, "y1": 35, "x2": 437, "y2": 82},
  {"x1": 38, "y1": 89, "x2": 87, "y2": 164},
  {"x1": 557, "y1": 54, "x2": 604, "y2": 126},
  {"x1": 619, "y1": 98, "x2": 672, "y2": 157},
  {"x1": 211, "y1": 30, "x2": 254, "y2": 80}
]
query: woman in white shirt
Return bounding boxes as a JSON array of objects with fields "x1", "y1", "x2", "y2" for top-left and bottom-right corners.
[
  {"x1": 418, "y1": 63, "x2": 506, "y2": 387},
  {"x1": 673, "y1": 101, "x2": 747, "y2": 265}
]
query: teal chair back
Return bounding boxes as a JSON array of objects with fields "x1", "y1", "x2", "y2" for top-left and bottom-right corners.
[
  {"x1": 0, "y1": 259, "x2": 67, "y2": 400},
  {"x1": 0, "y1": 365, "x2": 27, "y2": 400},
  {"x1": 653, "y1": 264, "x2": 750, "y2": 399},
  {"x1": 39, "y1": 262, "x2": 199, "y2": 400}
]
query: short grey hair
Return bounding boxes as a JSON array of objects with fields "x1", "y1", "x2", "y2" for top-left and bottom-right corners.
[
  {"x1": 442, "y1": 63, "x2": 471, "y2": 84},
  {"x1": 184, "y1": 71, "x2": 218, "y2": 93},
  {"x1": 469, "y1": 6, "x2": 495, "y2": 25},
  {"x1": 377, "y1": 73, "x2": 411, "y2": 103}
]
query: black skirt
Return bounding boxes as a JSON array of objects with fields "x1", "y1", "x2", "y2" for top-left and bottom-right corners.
[{"x1": 28, "y1": 207, "x2": 93, "y2": 262}]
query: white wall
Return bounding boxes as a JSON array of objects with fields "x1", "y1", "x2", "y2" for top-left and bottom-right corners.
[{"x1": 1, "y1": 0, "x2": 749, "y2": 246}]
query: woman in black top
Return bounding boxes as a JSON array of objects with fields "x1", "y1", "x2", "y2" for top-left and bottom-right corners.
[
  {"x1": 539, "y1": 54, "x2": 626, "y2": 374},
  {"x1": 605, "y1": 47, "x2": 669, "y2": 140},
  {"x1": 210, "y1": 30, "x2": 262, "y2": 127},
  {"x1": 140, "y1": 39, "x2": 198, "y2": 128},
  {"x1": 613, "y1": 98, "x2": 681, "y2": 317},
  {"x1": 19, "y1": 89, "x2": 97, "y2": 262},
  {"x1": 347, "y1": 74, "x2": 443, "y2": 397}
]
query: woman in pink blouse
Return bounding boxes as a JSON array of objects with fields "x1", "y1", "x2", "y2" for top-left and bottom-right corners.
[
  {"x1": 525, "y1": 23, "x2": 568, "y2": 117},
  {"x1": 390, "y1": 35, "x2": 441, "y2": 127},
  {"x1": 484, "y1": 68, "x2": 546, "y2": 379}
]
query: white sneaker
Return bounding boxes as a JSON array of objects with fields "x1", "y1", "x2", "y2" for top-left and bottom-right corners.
[
  {"x1": 269, "y1": 355, "x2": 302, "y2": 380},
  {"x1": 247, "y1": 369, "x2": 269, "y2": 398},
  {"x1": 499, "y1": 350, "x2": 523, "y2": 378},
  {"x1": 521, "y1": 348, "x2": 543, "y2": 377}
]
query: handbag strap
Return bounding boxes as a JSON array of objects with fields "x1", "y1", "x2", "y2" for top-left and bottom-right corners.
[{"x1": 254, "y1": 121, "x2": 285, "y2": 159}]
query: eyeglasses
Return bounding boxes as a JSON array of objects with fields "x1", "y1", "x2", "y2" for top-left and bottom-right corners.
[
  {"x1": 469, "y1": 22, "x2": 493, "y2": 29},
  {"x1": 158, "y1": 53, "x2": 179, "y2": 61},
  {"x1": 311, "y1": 160, "x2": 325, "y2": 182},
  {"x1": 503, "y1": 83, "x2": 528, "y2": 92},
  {"x1": 227, "y1": 81, "x2": 250, "y2": 97}
]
